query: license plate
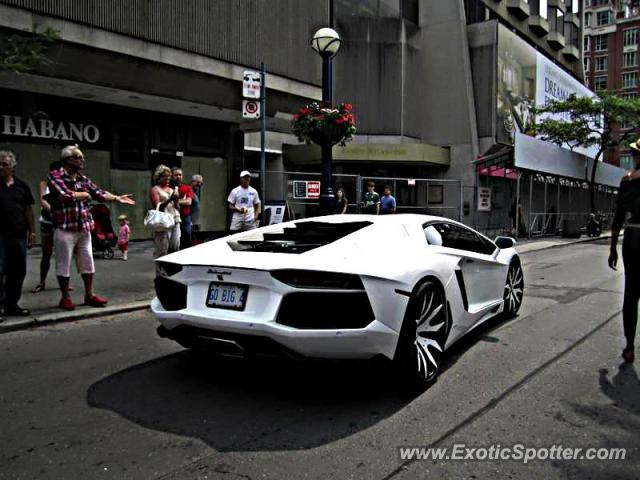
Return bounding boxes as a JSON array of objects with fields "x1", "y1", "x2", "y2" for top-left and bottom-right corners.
[{"x1": 206, "y1": 283, "x2": 247, "y2": 311}]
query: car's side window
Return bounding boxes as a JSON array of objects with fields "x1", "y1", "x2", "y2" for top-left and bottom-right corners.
[
  {"x1": 475, "y1": 233, "x2": 497, "y2": 255},
  {"x1": 425, "y1": 222, "x2": 495, "y2": 255},
  {"x1": 424, "y1": 225, "x2": 443, "y2": 246}
]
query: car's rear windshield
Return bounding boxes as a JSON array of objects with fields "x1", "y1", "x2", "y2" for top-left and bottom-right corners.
[{"x1": 227, "y1": 221, "x2": 373, "y2": 254}]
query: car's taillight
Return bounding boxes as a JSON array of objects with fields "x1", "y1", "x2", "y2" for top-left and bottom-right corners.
[{"x1": 270, "y1": 270, "x2": 364, "y2": 289}]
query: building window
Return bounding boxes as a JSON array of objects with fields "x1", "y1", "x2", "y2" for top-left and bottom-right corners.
[
  {"x1": 585, "y1": 11, "x2": 592, "y2": 27},
  {"x1": 623, "y1": 72, "x2": 638, "y2": 89},
  {"x1": 595, "y1": 34, "x2": 608, "y2": 51},
  {"x1": 595, "y1": 56, "x2": 608, "y2": 71},
  {"x1": 557, "y1": 9, "x2": 564, "y2": 34},
  {"x1": 584, "y1": 57, "x2": 590, "y2": 72},
  {"x1": 623, "y1": 92, "x2": 640, "y2": 99},
  {"x1": 113, "y1": 124, "x2": 149, "y2": 169},
  {"x1": 620, "y1": 154, "x2": 634, "y2": 171},
  {"x1": 528, "y1": 0, "x2": 548, "y2": 18},
  {"x1": 624, "y1": 51, "x2": 637, "y2": 68},
  {"x1": 594, "y1": 76, "x2": 607, "y2": 90},
  {"x1": 622, "y1": 1, "x2": 640, "y2": 19},
  {"x1": 596, "y1": 10, "x2": 613, "y2": 26},
  {"x1": 571, "y1": 0, "x2": 579, "y2": 13},
  {"x1": 584, "y1": 36, "x2": 590, "y2": 51},
  {"x1": 624, "y1": 28, "x2": 638, "y2": 47}
]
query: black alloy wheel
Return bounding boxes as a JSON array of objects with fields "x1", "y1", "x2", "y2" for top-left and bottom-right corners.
[
  {"x1": 103, "y1": 248, "x2": 114, "y2": 260},
  {"x1": 394, "y1": 279, "x2": 449, "y2": 391},
  {"x1": 504, "y1": 259, "x2": 524, "y2": 316}
]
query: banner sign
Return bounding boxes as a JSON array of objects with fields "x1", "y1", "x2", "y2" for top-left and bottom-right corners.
[
  {"x1": 2, "y1": 115, "x2": 100, "y2": 143},
  {"x1": 292, "y1": 180, "x2": 320, "y2": 200},
  {"x1": 477, "y1": 186, "x2": 492, "y2": 211},
  {"x1": 496, "y1": 25, "x2": 598, "y2": 158}
]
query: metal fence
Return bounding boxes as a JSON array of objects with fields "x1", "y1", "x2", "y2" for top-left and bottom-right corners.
[
  {"x1": 262, "y1": 170, "x2": 463, "y2": 221},
  {"x1": 478, "y1": 170, "x2": 618, "y2": 239}
]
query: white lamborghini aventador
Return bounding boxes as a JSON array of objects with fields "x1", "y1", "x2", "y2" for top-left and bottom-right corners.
[{"x1": 151, "y1": 214, "x2": 524, "y2": 388}]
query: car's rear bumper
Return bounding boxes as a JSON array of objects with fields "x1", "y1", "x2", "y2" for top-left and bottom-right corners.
[{"x1": 151, "y1": 297, "x2": 399, "y2": 360}]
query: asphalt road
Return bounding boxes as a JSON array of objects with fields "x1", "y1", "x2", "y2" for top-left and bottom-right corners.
[{"x1": 1, "y1": 240, "x2": 638, "y2": 480}]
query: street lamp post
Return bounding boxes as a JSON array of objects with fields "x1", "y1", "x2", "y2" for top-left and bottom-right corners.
[{"x1": 311, "y1": 27, "x2": 341, "y2": 214}]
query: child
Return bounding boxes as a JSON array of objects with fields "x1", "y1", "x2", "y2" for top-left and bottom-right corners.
[{"x1": 117, "y1": 214, "x2": 130, "y2": 261}]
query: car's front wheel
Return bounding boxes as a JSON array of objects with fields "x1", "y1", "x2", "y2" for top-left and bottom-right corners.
[
  {"x1": 503, "y1": 259, "x2": 524, "y2": 316},
  {"x1": 394, "y1": 279, "x2": 449, "y2": 391}
]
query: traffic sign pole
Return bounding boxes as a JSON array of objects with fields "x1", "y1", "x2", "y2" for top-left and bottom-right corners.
[{"x1": 260, "y1": 62, "x2": 266, "y2": 222}]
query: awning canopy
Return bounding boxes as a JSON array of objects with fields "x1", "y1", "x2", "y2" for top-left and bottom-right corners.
[
  {"x1": 283, "y1": 142, "x2": 450, "y2": 166},
  {"x1": 473, "y1": 143, "x2": 513, "y2": 168},
  {"x1": 514, "y1": 133, "x2": 626, "y2": 188}
]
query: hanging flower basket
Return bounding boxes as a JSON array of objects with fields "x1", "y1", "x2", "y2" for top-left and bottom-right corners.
[{"x1": 292, "y1": 102, "x2": 357, "y2": 147}]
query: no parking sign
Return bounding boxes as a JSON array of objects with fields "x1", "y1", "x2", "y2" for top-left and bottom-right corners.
[{"x1": 242, "y1": 100, "x2": 261, "y2": 119}]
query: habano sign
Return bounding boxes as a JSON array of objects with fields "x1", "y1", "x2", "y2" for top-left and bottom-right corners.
[{"x1": 2, "y1": 115, "x2": 100, "y2": 143}]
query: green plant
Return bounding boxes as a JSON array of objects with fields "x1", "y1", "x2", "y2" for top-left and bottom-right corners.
[
  {"x1": 292, "y1": 102, "x2": 356, "y2": 147},
  {"x1": 534, "y1": 92, "x2": 640, "y2": 213},
  {"x1": 0, "y1": 25, "x2": 60, "y2": 73}
]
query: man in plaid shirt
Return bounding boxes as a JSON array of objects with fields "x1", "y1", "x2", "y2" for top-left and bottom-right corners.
[{"x1": 48, "y1": 145, "x2": 135, "y2": 311}]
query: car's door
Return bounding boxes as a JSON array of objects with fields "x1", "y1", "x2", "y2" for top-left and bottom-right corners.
[{"x1": 427, "y1": 222, "x2": 506, "y2": 310}]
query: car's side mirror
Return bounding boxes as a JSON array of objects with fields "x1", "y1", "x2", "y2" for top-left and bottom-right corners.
[{"x1": 494, "y1": 236, "x2": 515, "y2": 249}]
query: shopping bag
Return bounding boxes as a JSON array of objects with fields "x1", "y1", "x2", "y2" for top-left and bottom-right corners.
[{"x1": 144, "y1": 204, "x2": 175, "y2": 232}]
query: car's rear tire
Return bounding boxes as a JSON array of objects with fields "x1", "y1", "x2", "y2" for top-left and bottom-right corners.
[
  {"x1": 503, "y1": 259, "x2": 524, "y2": 317},
  {"x1": 393, "y1": 279, "x2": 449, "y2": 392}
]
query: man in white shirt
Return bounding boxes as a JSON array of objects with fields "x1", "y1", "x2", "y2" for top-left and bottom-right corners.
[{"x1": 227, "y1": 170, "x2": 261, "y2": 232}]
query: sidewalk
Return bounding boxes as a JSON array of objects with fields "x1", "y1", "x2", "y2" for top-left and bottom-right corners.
[
  {"x1": 0, "y1": 232, "x2": 612, "y2": 333},
  {"x1": 0, "y1": 241, "x2": 156, "y2": 333},
  {"x1": 515, "y1": 231, "x2": 611, "y2": 253}
]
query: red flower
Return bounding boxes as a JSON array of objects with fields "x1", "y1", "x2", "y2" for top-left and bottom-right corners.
[
  {"x1": 335, "y1": 117, "x2": 345, "y2": 124},
  {"x1": 343, "y1": 103, "x2": 353, "y2": 111},
  {"x1": 293, "y1": 114, "x2": 300, "y2": 121}
]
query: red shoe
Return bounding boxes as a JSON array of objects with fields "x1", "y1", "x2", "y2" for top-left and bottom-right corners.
[
  {"x1": 622, "y1": 348, "x2": 635, "y2": 363},
  {"x1": 59, "y1": 298, "x2": 76, "y2": 311},
  {"x1": 85, "y1": 294, "x2": 108, "y2": 307}
]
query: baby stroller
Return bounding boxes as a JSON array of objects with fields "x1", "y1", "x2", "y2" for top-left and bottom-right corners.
[{"x1": 91, "y1": 204, "x2": 117, "y2": 259}]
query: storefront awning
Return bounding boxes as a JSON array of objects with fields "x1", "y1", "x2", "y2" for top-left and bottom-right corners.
[
  {"x1": 283, "y1": 142, "x2": 450, "y2": 166},
  {"x1": 514, "y1": 133, "x2": 626, "y2": 188},
  {"x1": 473, "y1": 143, "x2": 513, "y2": 168},
  {"x1": 474, "y1": 144, "x2": 518, "y2": 180}
]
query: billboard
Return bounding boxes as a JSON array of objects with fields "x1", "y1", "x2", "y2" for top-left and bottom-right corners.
[{"x1": 497, "y1": 25, "x2": 597, "y2": 158}]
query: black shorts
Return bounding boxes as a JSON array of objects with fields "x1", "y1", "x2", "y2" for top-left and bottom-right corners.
[{"x1": 40, "y1": 221, "x2": 54, "y2": 235}]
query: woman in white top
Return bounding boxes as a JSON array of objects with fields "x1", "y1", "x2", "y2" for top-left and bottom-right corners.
[{"x1": 149, "y1": 165, "x2": 181, "y2": 260}]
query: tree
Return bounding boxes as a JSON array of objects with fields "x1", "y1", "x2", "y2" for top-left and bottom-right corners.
[
  {"x1": 534, "y1": 93, "x2": 640, "y2": 213},
  {"x1": 0, "y1": 25, "x2": 59, "y2": 73}
]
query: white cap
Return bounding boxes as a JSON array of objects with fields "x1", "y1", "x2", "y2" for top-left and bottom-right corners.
[{"x1": 240, "y1": 170, "x2": 251, "y2": 178}]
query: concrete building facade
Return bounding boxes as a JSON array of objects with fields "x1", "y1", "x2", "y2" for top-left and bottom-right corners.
[
  {"x1": 584, "y1": 0, "x2": 640, "y2": 170},
  {"x1": 322, "y1": 0, "x2": 623, "y2": 234},
  {"x1": 0, "y1": 0, "x2": 325, "y2": 239},
  {"x1": 0, "y1": 0, "x2": 625, "y2": 239}
]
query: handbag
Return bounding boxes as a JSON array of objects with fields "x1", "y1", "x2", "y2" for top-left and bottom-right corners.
[{"x1": 144, "y1": 204, "x2": 176, "y2": 232}]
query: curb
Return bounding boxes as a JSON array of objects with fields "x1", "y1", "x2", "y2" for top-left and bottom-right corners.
[
  {"x1": 0, "y1": 300, "x2": 150, "y2": 334},
  {"x1": 517, "y1": 233, "x2": 611, "y2": 254}
]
